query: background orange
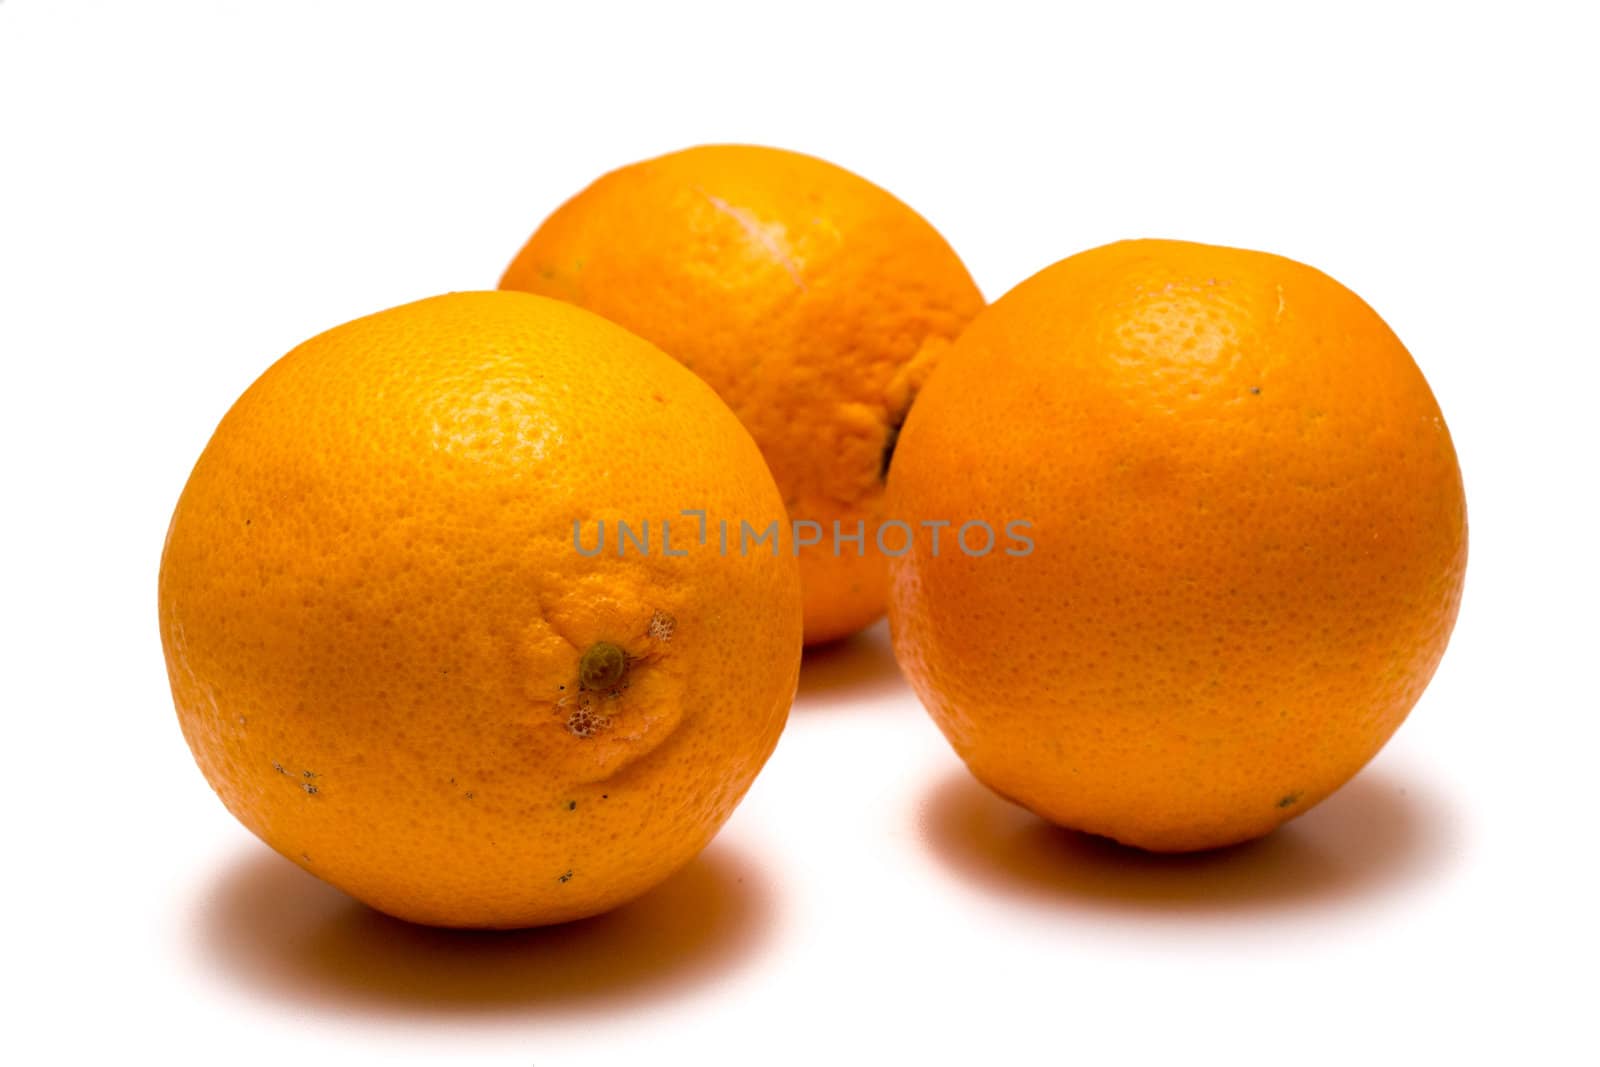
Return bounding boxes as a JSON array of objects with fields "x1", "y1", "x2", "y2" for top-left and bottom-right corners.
[{"x1": 501, "y1": 145, "x2": 983, "y2": 644}]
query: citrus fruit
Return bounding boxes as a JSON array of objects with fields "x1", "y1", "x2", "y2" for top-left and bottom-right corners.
[
  {"x1": 499, "y1": 144, "x2": 984, "y2": 645},
  {"x1": 887, "y1": 239, "x2": 1467, "y2": 852},
  {"x1": 158, "y1": 291, "x2": 803, "y2": 927}
]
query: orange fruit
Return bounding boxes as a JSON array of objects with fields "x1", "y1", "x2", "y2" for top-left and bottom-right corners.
[
  {"x1": 887, "y1": 239, "x2": 1467, "y2": 852},
  {"x1": 500, "y1": 144, "x2": 984, "y2": 645},
  {"x1": 158, "y1": 291, "x2": 803, "y2": 927}
]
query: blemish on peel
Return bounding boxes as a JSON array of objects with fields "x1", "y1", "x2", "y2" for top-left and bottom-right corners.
[
  {"x1": 648, "y1": 610, "x2": 676, "y2": 642},
  {"x1": 1276, "y1": 791, "x2": 1303, "y2": 809},
  {"x1": 565, "y1": 705, "x2": 613, "y2": 738},
  {"x1": 302, "y1": 783, "x2": 319, "y2": 796},
  {"x1": 558, "y1": 870, "x2": 573, "y2": 883}
]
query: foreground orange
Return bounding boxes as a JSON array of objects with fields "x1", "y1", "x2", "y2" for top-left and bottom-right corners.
[
  {"x1": 888, "y1": 240, "x2": 1467, "y2": 852},
  {"x1": 500, "y1": 144, "x2": 984, "y2": 645},
  {"x1": 159, "y1": 291, "x2": 802, "y2": 927}
]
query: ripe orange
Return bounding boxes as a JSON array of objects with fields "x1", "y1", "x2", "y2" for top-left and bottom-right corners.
[
  {"x1": 887, "y1": 239, "x2": 1467, "y2": 852},
  {"x1": 500, "y1": 144, "x2": 984, "y2": 645},
  {"x1": 158, "y1": 291, "x2": 803, "y2": 927}
]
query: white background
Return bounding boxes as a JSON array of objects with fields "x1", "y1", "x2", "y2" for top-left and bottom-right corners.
[{"x1": 4, "y1": 2, "x2": 1597, "y2": 1064}]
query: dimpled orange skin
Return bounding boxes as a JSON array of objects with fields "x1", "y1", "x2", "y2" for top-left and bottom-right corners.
[
  {"x1": 158, "y1": 291, "x2": 802, "y2": 928},
  {"x1": 499, "y1": 144, "x2": 984, "y2": 645},
  {"x1": 888, "y1": 240, "x2": 1467, "y2": 852}
]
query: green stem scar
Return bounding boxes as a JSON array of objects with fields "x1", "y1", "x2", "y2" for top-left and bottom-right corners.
[{"x1": 578, "y1": 641, "x2": 628, "y2": 691}]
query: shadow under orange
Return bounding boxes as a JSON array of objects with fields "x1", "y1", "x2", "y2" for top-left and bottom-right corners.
[
  {"x1": 193, "y1": 839, "x2": 776, "y2": 1018},
  {"x1": 796, "y1": 620, "x2": 907, "y2": 707},
  {"x1": 918, "y1": 763, "x2": 1460, "y2": 915}
]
